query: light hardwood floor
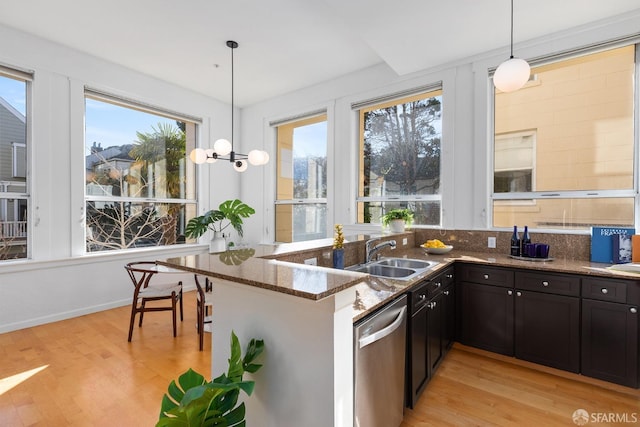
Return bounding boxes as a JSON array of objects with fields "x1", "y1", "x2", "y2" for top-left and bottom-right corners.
[
  {"x1": 0, "y1": 291, "x2": 211, "y2": 426},
  {"x1": 401, "y1": 345, "x2": 640, "y2": 427},
  {"x1": 1, "y1": 292, "x2": 638, "y2": 426}
]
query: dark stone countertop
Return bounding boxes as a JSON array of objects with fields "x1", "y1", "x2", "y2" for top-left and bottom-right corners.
[{"x1": 157, "y1": 241, "x2": 640, "y2": 322}]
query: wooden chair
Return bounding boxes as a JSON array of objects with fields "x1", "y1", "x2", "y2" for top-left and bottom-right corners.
[
  {"x1": 194, "y1": 274, "x2": 213, "y2": 351},
  {"x1": 125, "y1": 261, "x2": 183, "y2": 342}
]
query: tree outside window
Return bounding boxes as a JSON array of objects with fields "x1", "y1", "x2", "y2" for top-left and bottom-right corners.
[{"x1": 358, "y1": 89, "x2": 443, "y2": 226}]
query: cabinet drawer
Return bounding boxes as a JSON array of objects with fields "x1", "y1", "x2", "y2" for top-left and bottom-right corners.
[
  {"x1": 457, "y1": 264, "x2": 514, "y2": 288},
  {"x1": 516, "y1": 271, "x2": 580, "y2": 297},
  {"x1": 431, "y1": 268, "x2": 455, "y2": 292},
  {"x1": 582, "y1": 277, "x2": 628, "y2": 303}
]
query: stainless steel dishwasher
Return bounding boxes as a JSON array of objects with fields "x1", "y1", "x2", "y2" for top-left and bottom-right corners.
[{"x1": 354, "y1": 294, "x2": 407, "y2": 427}]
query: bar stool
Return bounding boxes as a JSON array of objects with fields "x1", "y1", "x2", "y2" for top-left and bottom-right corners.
[
  {"x1": 194, "y1": 274, "x2": 213, "y2": 351},
  {"x1": 125, "y1": 261, "x2": 183, "y2": 342}
]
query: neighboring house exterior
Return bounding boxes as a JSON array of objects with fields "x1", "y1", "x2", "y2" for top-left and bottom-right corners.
[{"x1": 0, "y1": 95, "x2": 27, "y2": 243}]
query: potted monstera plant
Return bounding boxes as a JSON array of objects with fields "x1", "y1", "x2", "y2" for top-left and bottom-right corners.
[
  {"x1": 185, "y1": 199, "x2": 255, "y2": 253},
  {"x1": 157, "y1": 332, "x2": 264, "y2": 427},
  {"x1": 381, "y1": 208, "x2": 414, "y2": 233}
]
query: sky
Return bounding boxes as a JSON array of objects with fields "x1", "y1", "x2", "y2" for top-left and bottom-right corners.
[
  {"x1": 85, "y1": 98, "x2": 178, "y2": 153},
  {"x1": 0, "y1": 76, "x2": 25, "y2": 115},
  {"x1": 293, "y1": 121, "x2": 327, "y2": 158}
]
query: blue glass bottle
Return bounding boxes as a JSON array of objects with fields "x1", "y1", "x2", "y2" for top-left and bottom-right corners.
[{"x1": 510, "y1": 225, "x2": 520, "y2": 257}]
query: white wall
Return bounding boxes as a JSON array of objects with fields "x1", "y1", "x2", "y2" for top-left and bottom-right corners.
[
  {"x1": 239, "y1": 10, "x2": 640, "y2": 242},
  {"x1": 0, "y1": 23, "x2": 237, "y2": 332}
]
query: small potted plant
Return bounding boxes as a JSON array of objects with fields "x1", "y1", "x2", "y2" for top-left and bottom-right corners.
[
  {"x1": 381, "y1": 208, "x2": 414, "y2": 233},
  {"x1": 332, "y1": 224, "x2": 345, "y2": 269},
  {"x1": 185, "y1": 199, "x2": 255, "y2": 253}
]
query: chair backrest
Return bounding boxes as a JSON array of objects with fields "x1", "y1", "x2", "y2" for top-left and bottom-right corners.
[
  {"x1": 194, "y1": 274, "x2": 206, "y2": 301},
  {"x1": 125, "y1": 261, "x2": 158, "y2": 294}
]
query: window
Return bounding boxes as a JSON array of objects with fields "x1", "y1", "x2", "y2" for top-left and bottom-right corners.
[
  {"x1": 84, "y1": 91, "x2": 198, "y2": 252},
  {"x1": 12, "y1": 142, "x2": 26, "y2": 178},
  {"x1": 492, "y1": 45, "x2": 636, "y2": 230},
  {"x1": 274, "y1": 114, "x2": 327, "y2": 243},
  {"x1": 0, "y1": 69, "x2": 29, "y2": 261},
  {"x1": 356, "y1": 87, "x2": 443, "y2": 226},
  {"x1": 494, "y1": 131, "x2": 535, "y2": 194}
]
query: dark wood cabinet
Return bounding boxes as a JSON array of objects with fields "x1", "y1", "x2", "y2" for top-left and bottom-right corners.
[
  {"x1": 514, "y1": 289, "x2": 580, "y2": 372},
  {"x1": 408, "y1": 281, "x2": 429, "y2": 408},
  {"x1": 457, "y1": 265, "x2": 515, "y2": 356},
  {"x1": 581, "y1": 277, "x2": 639, "y2": 388},
  {"x1": 442, "y1": 281, "x2": 456, "y2": 351},
  {"x1": 406, "y1": 266, "x2": 455, "y2": 408},
  {"x1": 418, "y1": 262, "x2": 640, "y2": 391},
  {"x1": 514, "y1": 271, "x2": 580, "y2": 373},
  {"x1": 457, "y1": 266, "x2": 581, "y2": 371},
  {"x1": 427, "y1": 291, "x2": 444, "y2": 373}
]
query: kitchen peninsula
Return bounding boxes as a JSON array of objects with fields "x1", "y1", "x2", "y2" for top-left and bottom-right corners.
[
  {"x1": 158, "y1": 238, "x2": 373, "y2": 427},
  {"x1": 157, "y1": 233, "x2": 640, "y2": 427}
]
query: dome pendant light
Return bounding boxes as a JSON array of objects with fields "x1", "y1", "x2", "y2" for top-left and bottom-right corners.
[
  {"x1": 189, "y1": 40, "x2": 269, "y2": 171},
  {"x1": 494, "y1": 0, "x2": 530, "y2": 93}
]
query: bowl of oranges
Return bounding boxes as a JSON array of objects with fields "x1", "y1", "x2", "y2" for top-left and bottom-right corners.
[{"x1": 420, "y1": 239, "x2": 453, "y2": 254}]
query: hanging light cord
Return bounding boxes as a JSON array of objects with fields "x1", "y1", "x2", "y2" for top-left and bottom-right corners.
[
  {"x1": 229, "y1": 41, "x2": 235, "y2": 152},
  {"x1": 509, "y1": 0, "x2": 514, "y2": 59},
  {"x1": 188, "y1": 40, "x2": 268, "y2": 169}
]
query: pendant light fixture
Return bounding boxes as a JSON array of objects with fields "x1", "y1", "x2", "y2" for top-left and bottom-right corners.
[
  {"x1": 189, "y1": 40, "x2": 269, "y2": 172},
  {"x1": 493, "y1": 0, "x2": 530, "y2": 93}
]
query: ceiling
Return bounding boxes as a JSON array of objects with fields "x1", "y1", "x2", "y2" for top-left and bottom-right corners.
[{"x1": 0, "y1": 0, "x2": 639, "y2": 106}]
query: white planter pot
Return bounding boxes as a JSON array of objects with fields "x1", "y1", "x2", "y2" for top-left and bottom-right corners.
[
  {"x1": 209, "y1": 232, "x2": 227, "y2": 253},
  {"x1": 389, "y1": 219, "x2": 405, "y2": 233}
]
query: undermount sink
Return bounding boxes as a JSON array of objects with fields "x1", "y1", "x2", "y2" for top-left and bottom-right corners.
[
  {"x1": 348, "y1": 263, "x2": 416, "y2": 278},
  {"x1": 347, "y1": 257, "x2": 439, "y2": 281},
  {"x1": 376, "y1": 258, "x2": 437, "y2": 270}
]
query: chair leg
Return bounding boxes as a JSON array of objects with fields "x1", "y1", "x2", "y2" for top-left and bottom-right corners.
[
  {"x1": 138, "y1": 300, "x2": 146, "y2": 327},
  {"x1": 171, "y1": 291, "x2": 177, "y2": 337},
  {"x1": 198, "y1": 297, "x2": 204, "y2": 351},
  {"x1": 179, "y1": 287, "x2": 184, "y2": 321},
  {"x1": 128, "y1": 302, "x2": 137, "y2": 342}
]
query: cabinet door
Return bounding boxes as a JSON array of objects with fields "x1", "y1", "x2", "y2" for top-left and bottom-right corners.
[
  {"x1": 582, "y1": 299, "x2": 638, "y2": 388},
  {"x1": 458, "y1": 282, "x2": 514, "y2": 356},
  {"x1": 428, "y1": 293, "x2": 444, "y2": 374},
  {"x1": 515, "y1": 290, "x2": 580, "y2": 373},
  {"x1": 409, "y1": 306, "x2": 428, "y2": 408},
  {"x1": 442, "y1": 284, "x2": 455, "y2": 351}
]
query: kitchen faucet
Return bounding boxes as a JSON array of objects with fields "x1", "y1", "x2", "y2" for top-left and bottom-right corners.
[{"x1": 365, "y1": 238, "x2": 397, "y2": 263}]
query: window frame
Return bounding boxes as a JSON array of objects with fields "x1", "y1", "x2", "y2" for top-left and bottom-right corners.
[
  {"x1": 354, "y1": 84, "x2": 444, "y2": 227},
  {"x1": 0, "y1": 67, "x2": 31, "y2": 261},
  {"x1": 273, "y1": 112, "x2": 328, "y2": 243},
  {"x1": 83, "y1": 89, "x2": 200, "y2": 253}
]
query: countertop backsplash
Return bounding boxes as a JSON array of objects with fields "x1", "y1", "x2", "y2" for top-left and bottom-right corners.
[
  {"x1": 269, "y1": 229, "x2": 591, "y2": 266},
  {"x1": 413, "y1": 229, "x2": 591, "y2": 261}
]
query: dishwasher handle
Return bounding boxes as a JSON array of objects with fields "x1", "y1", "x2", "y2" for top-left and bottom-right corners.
[{"x1": 359, "y1": 306, "x2": 407, "y2": 349}]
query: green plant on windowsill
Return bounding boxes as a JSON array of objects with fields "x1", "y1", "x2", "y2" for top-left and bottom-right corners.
[
  {"x1": 157, "y1": 332, "x2": 265, "y2": 427},
  {"x1": 381, "y1": 208, "x2": 414, "y2": 227}
]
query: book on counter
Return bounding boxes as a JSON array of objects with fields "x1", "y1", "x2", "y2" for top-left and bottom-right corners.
[
  {"x1": 612, "y1": 233, "x2": 632, "y2": 264},
  {"x1": 633, "y1": 235, "x2": 640, "y2": 263},
  {"x1": 590, "y1": 226, "x2": 635, "y2": 263}
]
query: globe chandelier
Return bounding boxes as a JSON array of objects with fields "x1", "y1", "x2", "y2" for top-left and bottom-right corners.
[{"x1": 189, "y1": 40, "x2": 269, "y2": 172}]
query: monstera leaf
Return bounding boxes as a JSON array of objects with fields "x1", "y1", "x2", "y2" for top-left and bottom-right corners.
[
  {"x1": 157, "y1": 332, "x2": 265, "y2": 427},
  {"x1": 219, "y1": 248, "x2": 256, "y2": 265},
  {"x1": 185, "y1": 199, "x2": 255, "y2": 239}
]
